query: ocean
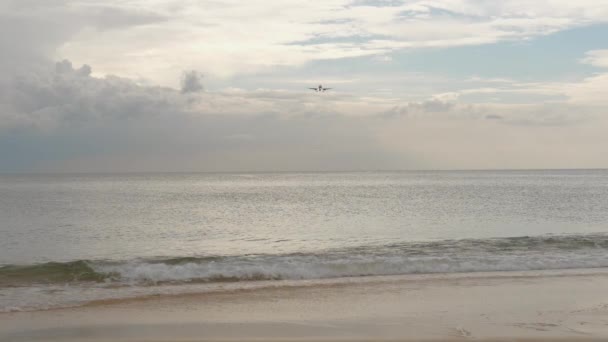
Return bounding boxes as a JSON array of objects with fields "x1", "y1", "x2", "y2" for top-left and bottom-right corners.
[{"x1": 1, "y1": 170, "x2": 608, "y2": 312}]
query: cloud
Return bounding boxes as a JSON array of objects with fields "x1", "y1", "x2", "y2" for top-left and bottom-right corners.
[
  {"x1": 1, "y1": 59, "x2": 608, "y2": 172},
  {"x1": 2, "y1": 2, "x2": 608, "y2": 172},
  {"x1": 0, "y1": 59, "x2": 406, "y2": 172},
  {"x1": 377, "y1": 114, "x2": 608, "y2": 170},
  {"x1": 15, "y1": 0, "x2": 602, "y2": 83},
  {"x1": 55, "y1": 59, "x2": 92, "y2": 76},
  {"x1": 383, "y1": 96, "x2": 458, "y2": 118},
  {"x1": 180, "y1": 70, "x2": 204, "y2": 93},
  {"x1": 564, "y1": 72, "x2": 608, "y2": 105},
  {"x1": 0, "y1": 1, "x2": 168, "y2": 76},
  {"x1": 581, "y1": 49, "x2": 608, "y2": 68},
  {"x1": 1, "y1": 61, "x2": 180, "y2": 132},
  {"x1": 383, "y1": 89, "x2": 600, "y2": 127},
  {"x1": 485, "y1": 114, "x2": 503, "y2": 120}
]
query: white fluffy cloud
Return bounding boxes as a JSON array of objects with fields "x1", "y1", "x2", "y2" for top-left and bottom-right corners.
[
  {"x1": 13, "y1": 0, "x2": 601, "y2": 83},
  {"x1": 581, "y1": 49, "x2": 608, "y2": 68}
]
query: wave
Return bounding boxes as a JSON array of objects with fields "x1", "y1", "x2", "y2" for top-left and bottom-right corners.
[
  {"x1": 2, "y1": 234, "x2": 608, "y2": 288},
  {"x1": 0, "y1": 260, "x2": 107, "y2": 287}
]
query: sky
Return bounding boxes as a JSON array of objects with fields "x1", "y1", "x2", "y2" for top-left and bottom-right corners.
[{"x1": 1, "y1": 0, "x2": 608, "y2": 172}]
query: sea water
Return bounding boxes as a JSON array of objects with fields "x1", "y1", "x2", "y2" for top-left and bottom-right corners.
[{"x1": 1, "y1": 170, "x2": 607, "y2": 311}]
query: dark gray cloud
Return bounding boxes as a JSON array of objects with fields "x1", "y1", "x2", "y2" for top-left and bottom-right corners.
[
  {"x1": 2, "y1": 60, "x2": 180, "y2": 130},
  {"x1": 181, "y1": 71, "x2": 205, "y2": 93},
  {"x1": 55, "y1": 60, "x2": 91, "y2": 76},
  {"x1": 0, "y1": 59, "x2": 404, "y2": 172}
]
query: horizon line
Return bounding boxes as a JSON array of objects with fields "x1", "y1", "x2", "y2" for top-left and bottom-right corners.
[{"x1": 2, "y1": 168, "x2": 607, "y2": 175}]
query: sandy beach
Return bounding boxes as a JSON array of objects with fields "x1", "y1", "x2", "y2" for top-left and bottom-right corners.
[{"x1": 2, "y1": 268, "x2": 608, "y2": 341}]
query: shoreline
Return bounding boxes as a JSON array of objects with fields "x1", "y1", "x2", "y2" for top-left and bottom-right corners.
[
  {"x1": 3, "y1": 267, "x2": 608, "y2": 314},
  {"x1": 3, "y1": 269, "x2": 608, "y2": 341}
]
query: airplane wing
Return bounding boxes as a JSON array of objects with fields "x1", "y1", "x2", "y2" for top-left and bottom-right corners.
[
  {"x1": 308, "y1": 88, "x2": 318, "y2": 90},
  {"x1": 323, "y1": 88, "x2": 331, "y2": 91}
]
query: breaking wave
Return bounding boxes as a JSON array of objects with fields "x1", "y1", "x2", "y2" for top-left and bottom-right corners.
[{"x1": 2, "y1": 233, "x2": 608, "y2": 287}]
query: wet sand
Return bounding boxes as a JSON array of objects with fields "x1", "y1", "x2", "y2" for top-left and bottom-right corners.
[{"x1": 2, "y1": 269, "x2": 608, "y2": 341}]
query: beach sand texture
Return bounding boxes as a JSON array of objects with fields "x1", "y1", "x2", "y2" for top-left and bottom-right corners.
[{"x1": 2, "y1": 269, "x2": 608, "y2": 341}]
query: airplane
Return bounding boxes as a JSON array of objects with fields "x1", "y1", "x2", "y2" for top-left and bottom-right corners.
[{"x1": 309, "y1": 84, "x2": 331, "y2": 92}]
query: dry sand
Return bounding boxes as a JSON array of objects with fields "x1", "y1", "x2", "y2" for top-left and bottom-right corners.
[{"x1": 2, "y1": 269, "x2": 608, "y2": 341}]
